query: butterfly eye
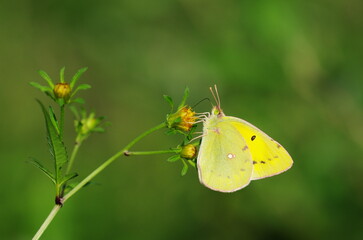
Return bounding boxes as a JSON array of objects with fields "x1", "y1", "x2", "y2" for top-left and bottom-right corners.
[{"x1": 251, "y1": 135, "x2": 256, "y2": 141}]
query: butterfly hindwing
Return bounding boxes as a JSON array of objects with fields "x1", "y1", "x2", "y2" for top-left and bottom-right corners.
[
  {"x1": 226, "y1": 117, "x2": 293, "y2": 180},
  {"x1": 197, "y1": 115, "x2": 253, "y2": 192}
]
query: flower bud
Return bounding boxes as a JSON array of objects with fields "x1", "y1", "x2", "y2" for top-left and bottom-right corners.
[
  {"x1": 54, "y1": 83, "x2": 71, "y2": 100},
  {"x1": 167, "y1": 106, "x2": 196, "y2": 132},
  {"x1": 80, "y1": 113, "x2": 97, "y2": 135},
  {"x1": 180, "y1": 144, "x2": 197, "y2": 159}
]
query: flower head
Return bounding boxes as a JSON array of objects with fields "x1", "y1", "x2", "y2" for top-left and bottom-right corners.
[
  {"x1": 30, "y1": 67, "x2": 89, "y2": 106},
  {"x1": 54, "y1": 83, "x2": 71, "y2": 100},
  {"x1": 167, "y1": 106, "x2": 196, "y2": 132},
  {"x1": 180, "y1": 144, "x2": 197, "y2": 159},
  {"x1": 80, "y1": 112, "x2": 99, "y2": 135}
]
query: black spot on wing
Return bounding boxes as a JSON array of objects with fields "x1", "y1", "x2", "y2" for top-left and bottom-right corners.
[{"x1": 251, "y1": 135, "x2": 256, "y2": 141}]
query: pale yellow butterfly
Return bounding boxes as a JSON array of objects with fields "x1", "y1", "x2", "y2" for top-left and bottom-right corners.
[{"x1": 197, "y1": 86, "x2": 293, "y2": 192}]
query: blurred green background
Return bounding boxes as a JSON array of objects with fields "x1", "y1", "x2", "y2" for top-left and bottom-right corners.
[{"x1": 1, "y1": 0, "x2": 363, "y2": 239}]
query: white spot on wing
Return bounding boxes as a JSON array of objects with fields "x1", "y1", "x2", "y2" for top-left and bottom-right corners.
[{"x1": 227, "y1": 153, "x2": 236, "y2": 159}]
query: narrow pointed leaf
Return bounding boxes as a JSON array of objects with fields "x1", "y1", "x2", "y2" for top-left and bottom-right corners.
[
  {"x1": 48, "y1": 106, "x2": 60, "y2": 135},
  {"x1": 165, "y1": 129, "x2": 178, "y2": 135},
  {"x1": 76, "y1": 83, "x2": 91, "y2": 90},
  {"x1": 70, "y1": 67, "x2": 88, "y2": 89},
  {"x1": 64, "y1": 181, "x2": 92, "y2": 194},
  {"x1": 181, "y1": 159, "x2": 189, "y2": 176},
  {"x1": 28, "y1": 158, "x2": 56, "y2": 184},
  {"x1": 59, "y1": 172, "x2": 78, "y2": 185},
  {"x1": 178, "y1": 87, "x2": 189, "y2": 109},
  {"x1": 38, "y1": 70, "x2": 55, "y2": 88},
  {"x1": 37, "y1": 100, "x2": 68, "y2": 183},
  {"x1": 91, "y1": 127, "x2": 105, "y2": 133},
  {"x1": 167, "y1": 155, "x2": 180, "y2": 162},
  {"x1": 60, "y1": 67, "x2": 65, "y2": 83},
  {"x1": 163, "y1": 95, "x2": 174, "y2": 111},
  {"x1": 187, "y1": 159, "x2": 196, "y2": 168},
  {"x1": 45, "y1": 91, "x2": 56, "y2": 101},
  {"x1": 71, "y1": 84, "x2": 91, "y2": 98},
  {"x1": 71, "y1": 98, "x2": 85, "y2": 104},
  {"x1": 29, "y1": 82, "x2": 52, "y2": 92}
]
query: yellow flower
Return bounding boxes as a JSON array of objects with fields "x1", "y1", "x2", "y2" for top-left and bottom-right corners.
[
  {"x1": 53, "y1": 83, "x2": 71, "y2": 100},
  {"x1": 167, "y1": 106, "x2": 196, "y2": 132},
  {"x1": 180, "y1": 144, "x2": 197, "y2": 159}
]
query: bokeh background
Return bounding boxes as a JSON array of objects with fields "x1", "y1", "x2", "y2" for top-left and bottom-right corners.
[{"x1": 1, "y1": 0, "x2": 363, "y2": 239}]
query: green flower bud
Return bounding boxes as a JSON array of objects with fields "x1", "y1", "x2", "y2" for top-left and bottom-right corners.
[
  {"x1": 54, "y1": 83, "x2": 71, "y2": 100},
  {"x1": 80, "y1": 113, "x2": 98, "y2": 135},
  {"x1": 180, "y1": 144, "x2": 197, "y2": 160}
]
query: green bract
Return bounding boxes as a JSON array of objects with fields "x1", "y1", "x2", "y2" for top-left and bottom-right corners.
[{"x1": 30, "y1": 67, "x2": 89, "y2": 106}]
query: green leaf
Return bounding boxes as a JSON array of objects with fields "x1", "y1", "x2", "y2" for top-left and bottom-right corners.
[
  {"x1": 163, "y1": 95, "x2": 174, "y2": 111},
  {"x1": 45, "y1": 91, "x2": 56, "y2": 101},
  {"x1": 71, "y1": 84, "x2": 91, "y2": 98},
  {"x1": 164, "y1": 128, "x2": 187, "y2": 136},
  {"x1": 48, "y1": 106, "x2": 60, "y2": 135},
  {"x1": 69, "y1": 105, "x2": 80, "y2": 119},
  {"x1": 37, "y1": 100, "x2": 68, "y2": 183},
  {"x1": 29, "y1": 82, "x2": 52, "y2": 92},
  {"x1": 38, "y1": 70, "x2": 55, "y2": 88},
  {"x1": 181, "y1": 159, "x2": 189, "y2": 176},
  {"x1": 92, "y1": 127, "x2": 105, "y2": 133},
  {"x1": 70, "y1": 67, "x2": 88, "y2": 89},
  {"x1": 187, "y1": 159, "x2": 196, "y2": 168},
  {"x1": 63, "y1": 181, "x2": 92, "y2": 194},
  {"x1": 165, "y1": 129, "x2": 178, "y2": 135},
  {"x1": 178, "y1": 87, "x2": 189, "y2": 109},
  {"x1": 59, "y1": 172, "x2": 78, "y2": 185},
  {"x1": 71, "y1": 98, "x2": 85, "y2": 104},
  {"x1": 76, "y1": 83, "x2": 91, "y2": 90},
  {"x1": 167, "y1": 155, "x2": 180, "y2": 162},
  {"x1": 60, "y1": 67, "x2": 65, "y2": 83},
  {"x1": 28, "y1": 157, "x2": 56, "y2": 184}
]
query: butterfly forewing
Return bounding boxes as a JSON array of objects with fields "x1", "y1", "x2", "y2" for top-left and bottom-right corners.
[
  {"x1": 227, "y1": 117, "x2": 293, "y2": 180},
  {"x1": 197, "y1": 116, "x2": 253, "y2": 192}
]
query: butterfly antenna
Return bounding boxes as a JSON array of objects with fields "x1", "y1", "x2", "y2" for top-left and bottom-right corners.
[
  {"x1": 214, "y1": 84, "x2": 221, "y2": 107},
  {"x1": 209, "y1": 86, "x2": 217, "y2": 105},
  {"x1": 210, "y1": 84, "x2": 222, "y2": 112},
  {"x1": 192, "y1": 97, "x2": 210, "y2": 109}
]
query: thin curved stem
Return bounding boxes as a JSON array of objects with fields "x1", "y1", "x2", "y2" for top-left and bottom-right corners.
[
  {"x1": 123, "y1": 122, "x2": 166, "y2": 151},
  {"x1": 66, "y1": 139, "x2": 81, "y2": 174},
  {"x1": 125, "y1": 149, "x2": 177, "y2": 156}
]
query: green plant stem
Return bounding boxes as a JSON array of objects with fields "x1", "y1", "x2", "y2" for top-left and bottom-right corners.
[
  {"x1": 33, "y1": 122, "x2": 166, "y2": 239},
  {"x1": 32, "y1": 205, "x2": 61, "y2": 240},
  {"x1": 66, "y1": 139, "x2": 82, "y2": 174},
  {"x1": 122, "y1": 122, "x2": 167, "y2": 151},
  {"x1": 125, "y1": 149, "x2": 177, "y2": 156},
  {"x1": 59, "y1": 105, "x2": 65, "y2": 140}
]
